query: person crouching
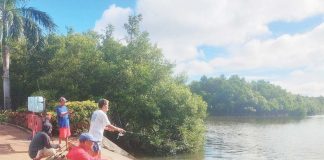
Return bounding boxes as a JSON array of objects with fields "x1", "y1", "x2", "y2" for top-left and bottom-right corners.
[{"x1": 28, "y1": 120, "x2": 60, "y2": 160}]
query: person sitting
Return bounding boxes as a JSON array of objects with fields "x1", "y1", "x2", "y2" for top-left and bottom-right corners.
[
  {"x1": 28, "y1": 119, "x2": 60, "y2": 160},
  {"x1": 66, "y1": 133, "x2": 106, "y2": 160}
]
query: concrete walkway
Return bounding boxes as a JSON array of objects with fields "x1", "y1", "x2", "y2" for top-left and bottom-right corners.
[
  {"x1": 0, "y1": 123, "x2": 133, "y2": 160},
  {"x1": 0, "y1": 123, "x2": 31, "y2": 159}
]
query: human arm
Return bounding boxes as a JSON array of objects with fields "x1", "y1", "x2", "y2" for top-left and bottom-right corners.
[
  {"x1": 43, "y1": 133, "x2": 59, "y2": 149},
  {"x1": 101, "y1": 113, "x2": 125, "y2": 133},
  {"x1": 60, "y1": 111, "x2": 69, "y2": 117},
  {"x1": 105, "y1": 124, "x2": 125, "y2": 133},
  {"x1": 57, "y1": 106, "x2": 70, "y2": 117}
]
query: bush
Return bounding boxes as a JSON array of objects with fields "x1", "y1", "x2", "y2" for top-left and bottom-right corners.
[
  {"x1": 109, "y1": 81, "x2": 207, "y2": 156},
  {"x1": 0, "y1": 110, "x2": 9, "y2": 122},
  {"x1": 7, "y1": 111, "x2": 31, "y2": 127},
  {"x1": 2, "y1": 100, "x2": 98, "y2": 137}
]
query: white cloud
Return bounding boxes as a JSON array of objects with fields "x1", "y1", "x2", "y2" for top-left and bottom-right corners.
[
  {"x1": 224, "y1": 23, "x2": 324, "y2": 70},
  {"x1": 290, "y1": 70, "x2": 305, "y2": 77},
  {"x1": 93, "y1": 4, "x2": 132, "y2": 40},
  {"x1": 175, "y1": 60, "x2": 214, "y2": 76},
  {"x1": 94, "y1": 0, "x2": 324, "y2": 96}
]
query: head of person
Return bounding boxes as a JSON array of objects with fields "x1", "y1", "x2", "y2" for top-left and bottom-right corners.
[
  {"x1": 59, "y1": 97, "x2": 67, "y2": 106},
  {"x1": 45, "y1": 112, "x2": 52, "y2": 120},
  {"x1": 98, "y1": 99, "x2": 109, "y2": 112},
  {"x1": 79, "y1": 133, "x2": 97, "y2": 151},
  {"x1": 42, "y1": 123, "x2": 52, "y2": 135}
]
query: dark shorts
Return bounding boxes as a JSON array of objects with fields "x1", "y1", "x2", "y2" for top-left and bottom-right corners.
[{"x1": 93, "y1": 142, "x2": 100, "y2": 152}]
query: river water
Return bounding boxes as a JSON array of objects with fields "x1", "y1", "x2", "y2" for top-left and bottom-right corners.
[{"x1": 140, "y1": 115, "x2": 324, "y2": 160}]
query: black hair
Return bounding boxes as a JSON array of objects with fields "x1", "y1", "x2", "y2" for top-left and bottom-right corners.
[{"x1": 42, "y1": 122, "x2": 52, "y2": 135}]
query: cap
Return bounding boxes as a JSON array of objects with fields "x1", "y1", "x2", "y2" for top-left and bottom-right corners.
[
  {"x1": 79, "y1": 133, "x2": 97, "y2": 142},
  {"x1": 59, "y1": 97, "x2": 67, "y2": 102}
]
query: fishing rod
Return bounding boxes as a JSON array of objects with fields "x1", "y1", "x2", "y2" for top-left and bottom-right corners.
[
  {"x1": 125, "y1": 131, "x2": 144, "y2": 135},
  {"x1": 116, "y1": 130, "x2": 145, "y2": 139},
  {"x1": 52, "y1": 141, "x2": 70, "y2": 159}
]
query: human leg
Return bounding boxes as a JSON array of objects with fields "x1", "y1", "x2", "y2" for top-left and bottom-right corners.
[
  {"x1": 65, "y1": 137, "x2": 68, "y2": 148},
  {"x1": 59, "y1": 127, "x2": 71, "y2": 148},
  {"x1": 95, "y1": 142, "x2": 102, "y2": 158},
  {"x1": 34, "y1": 147, "x2": 56, "y2": 159},
  {"x1": 59, "y1": 128, "x2": 63, "y2": 146}
]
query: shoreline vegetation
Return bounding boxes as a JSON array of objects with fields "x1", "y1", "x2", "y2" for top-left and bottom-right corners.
[
  {"x1": 0, "y1": 13, "x2": 323, "y2": 158},
  {"x1": 190, "y1": 75, "x2": 324, "y2": 117}
]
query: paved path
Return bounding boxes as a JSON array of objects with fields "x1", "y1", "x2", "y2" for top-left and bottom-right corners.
[
  {"x1": 0, "y1": 123, "x2": 31, "y2": 159},
  {"x1": 0, "y1": 123, "x2": 133, "y2": 160}
]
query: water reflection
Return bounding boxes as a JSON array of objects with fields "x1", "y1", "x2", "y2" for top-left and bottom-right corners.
[{"x1": 140, "y1": 116, "x2": 324, "y2": 160}]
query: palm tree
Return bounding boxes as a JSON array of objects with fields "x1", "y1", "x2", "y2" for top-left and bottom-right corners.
[{"x1": 0, "y1": 0, "x2": 56, "y2": 109}]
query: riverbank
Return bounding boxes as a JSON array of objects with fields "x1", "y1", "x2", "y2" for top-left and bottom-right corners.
[{"x1": 0, "y1": 123, "x2": 133, "y2": 160}]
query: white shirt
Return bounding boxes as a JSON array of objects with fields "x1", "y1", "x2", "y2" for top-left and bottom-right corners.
[{"x1": 89, "y1": 110, "x2": 111, "y2": 142}]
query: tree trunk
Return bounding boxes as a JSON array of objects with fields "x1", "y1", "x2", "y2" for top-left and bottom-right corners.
[
  {"x1": 2, "y1": 45, "x2": 11, "y2": 109},
  {"x1": 2, "y1": 6, "x2": 11, "y2": 110}
]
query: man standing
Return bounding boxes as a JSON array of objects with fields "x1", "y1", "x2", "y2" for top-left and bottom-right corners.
[
  {"x1": 89, "y1": 99, "x2": 125, "y2": 156},
  {"x1": 56, "y1": 97, "x2": 71, "y2": 148},
  {"x1": 28, "y1": 118, "x2": 60, "y2": 160}
]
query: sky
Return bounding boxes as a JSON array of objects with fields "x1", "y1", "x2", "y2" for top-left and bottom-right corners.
[{"x1": 28, "y1": 0, "x2": 324, "y2": 97}]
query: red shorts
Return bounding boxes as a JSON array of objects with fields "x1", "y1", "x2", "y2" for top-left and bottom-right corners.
[{"x1": 59, "y1": 127, "x2": 71, "y2": 138}]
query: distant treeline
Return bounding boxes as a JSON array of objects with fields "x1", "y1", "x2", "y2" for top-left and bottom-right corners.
[{"x1": 190, "y1": 75, "x2": 324, "y2": 117}]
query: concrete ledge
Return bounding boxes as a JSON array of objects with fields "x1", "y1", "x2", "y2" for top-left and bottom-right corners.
[{"x1": 102, "y1": 136, "x2": 135, "y2": 159}]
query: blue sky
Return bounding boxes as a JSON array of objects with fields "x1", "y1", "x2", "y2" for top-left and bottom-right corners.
[
  {"x1": 27, "y1": 1, "x2": 324, "y2": 97},
  {"x1": 29, "y1": 0, "x2": 136, "y2": 33},
  {"x1": 269, "y1": 15, "x2": 324, "y2": 38}
]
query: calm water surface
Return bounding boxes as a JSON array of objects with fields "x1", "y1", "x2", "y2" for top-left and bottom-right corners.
[{"x1": 140, "y1": 115, "x2": 324, "y2": 160}]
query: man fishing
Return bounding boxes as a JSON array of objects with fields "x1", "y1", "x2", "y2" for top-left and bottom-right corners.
[{"x1": 89, "y1": 98, "x2": 125, "y2": 157}]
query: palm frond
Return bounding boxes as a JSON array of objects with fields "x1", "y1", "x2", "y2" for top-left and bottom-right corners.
[
  {"x1": 19, "y1": 7, "x2": 56, "y2": 32},
  {"x1": 3, "y1": 0, "x2": 16, "y2": 9},
  {"x1": 23, "y1": 17, "x2": 44, "y2": 48},
  {"x1": 8, "y1": 10, "x2": 23, "y2": 39}
]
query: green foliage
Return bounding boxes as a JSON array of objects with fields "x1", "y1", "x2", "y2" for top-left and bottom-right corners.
[
  {"x1": 116, "y1": 80, "x2": 207, "y2": 155},
  {"x1": 0, "y1": 110, "x2": 9, "y2": 122},
  {"x1": 31, "y1": 90, "x2": 57, "y2": 101},
  {"x1": 190, "y1": 75, "x2": 324, "y2": 117}
]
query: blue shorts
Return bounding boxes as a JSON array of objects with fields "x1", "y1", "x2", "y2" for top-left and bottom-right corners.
[{"x1": 93, "y1": 142, "x2": 101, "y2": 152}]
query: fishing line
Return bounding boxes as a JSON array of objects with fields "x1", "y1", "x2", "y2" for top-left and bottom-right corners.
[{"x1": 114, "y1": 111, "x2": 145, "y2": 139}]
